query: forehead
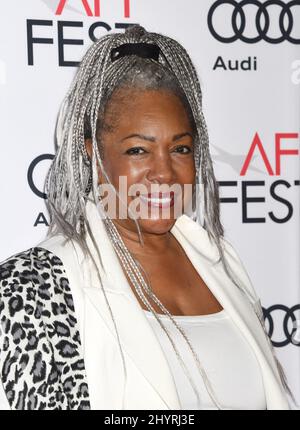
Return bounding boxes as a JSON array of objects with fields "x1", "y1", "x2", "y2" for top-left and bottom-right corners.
[{"x1": 103, "y1": 88, "x2": 193, "y2": 131}]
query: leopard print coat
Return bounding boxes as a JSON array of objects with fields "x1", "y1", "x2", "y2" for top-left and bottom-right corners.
[{"x1": 0, "y1": 246, "x2": 91, "y2": 410}]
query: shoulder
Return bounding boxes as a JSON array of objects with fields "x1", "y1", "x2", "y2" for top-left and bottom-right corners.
[
  {"x1": 0, "y1": 244, "x2": 77, "y2": 324},
  {"x1": 0, "y1": 230, "x2": 85, "y2": 292},
  {"x1": 0, "y1": 246, "x2": 65, "y2": 280},
  {"x1": 0, "y1": 245, "x2": 70, "y2": 296},
  {"x1": 220, "y1": 235, "x2": 259, "y2": 302}
]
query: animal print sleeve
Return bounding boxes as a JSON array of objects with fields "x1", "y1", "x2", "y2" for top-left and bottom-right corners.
[{"x1": 0, "y1": 247, "x2": 90, "y2": 410}]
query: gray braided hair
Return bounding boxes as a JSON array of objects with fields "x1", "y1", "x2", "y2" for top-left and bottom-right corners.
[
  {"x1": 44, "y1": 24, "x2": 295, "y2": 409},
  {"x1": 45, "y1": 24, "x2": 223, "y2": 248}
]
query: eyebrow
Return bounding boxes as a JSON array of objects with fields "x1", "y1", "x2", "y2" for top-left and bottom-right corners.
[{"x1": 120, "y1": 132, "x2": 193, "y2": 143}]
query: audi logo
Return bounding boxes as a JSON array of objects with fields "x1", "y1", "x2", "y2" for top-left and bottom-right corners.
[
  {"x1": 208, "y1": 0, "x2": 300, "y2": 44},
  {"x1": 263, "y1": 304, "x2": 300, "y2": 347}
]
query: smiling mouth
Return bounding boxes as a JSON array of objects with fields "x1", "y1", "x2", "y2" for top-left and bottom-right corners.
[{"x1": 139, "y1": 192, "x2": 175, "y2": 208}]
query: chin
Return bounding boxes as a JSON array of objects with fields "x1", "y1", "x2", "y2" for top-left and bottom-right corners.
[{"x1": 138, "y1": 217, "x2": 176, "y2": 235}]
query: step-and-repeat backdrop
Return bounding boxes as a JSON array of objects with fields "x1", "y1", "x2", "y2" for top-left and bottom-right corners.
[{"x1": 0, "y1": 0, "x2": 299, "y2": 407}]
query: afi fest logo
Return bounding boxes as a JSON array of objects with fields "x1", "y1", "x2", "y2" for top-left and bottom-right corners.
[
  {"x1": 213, "y1": 132, "x2": 299, "y2": 224},
  {"x1": 27, "y1": 0, "x2": 135, "y2": 66}
]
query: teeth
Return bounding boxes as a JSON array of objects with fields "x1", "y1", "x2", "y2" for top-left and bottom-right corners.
[{"x1": 140, "y1": 196, "x2": 171, "y2": 203}]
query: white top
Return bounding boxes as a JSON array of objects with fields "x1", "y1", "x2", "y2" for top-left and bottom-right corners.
[{"x1": 143, "y1": 308, "x2": 267, "y2": 410}]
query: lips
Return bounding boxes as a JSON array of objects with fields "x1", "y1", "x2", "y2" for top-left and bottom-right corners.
[{"x1": 139, "y1": 191, "x2": 175, "y2": 208}]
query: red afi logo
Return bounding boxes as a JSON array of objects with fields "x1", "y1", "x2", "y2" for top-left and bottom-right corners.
[
  {"x1": 55, "y1": 0, "x2": 131, "y2": 17},
  {"x1": 241, "y1": 133, "x2": 299, "y2": 176}
]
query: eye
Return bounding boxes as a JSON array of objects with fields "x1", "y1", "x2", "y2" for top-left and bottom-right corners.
[
  {"x1": 173, "y1": 145, "x2": 193, "y2": 154},
  {"x1": 125, "y1": 147, "x2": 147, "y2": 156}
]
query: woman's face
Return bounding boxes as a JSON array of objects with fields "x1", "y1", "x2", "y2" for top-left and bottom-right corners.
[{"x1": 85, "y1": 88, "x2": 196, "y2": 235}]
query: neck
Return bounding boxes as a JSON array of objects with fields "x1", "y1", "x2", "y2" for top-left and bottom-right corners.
[{"x1": 111, "y1": 219, "x2": 174, "y2": 256}]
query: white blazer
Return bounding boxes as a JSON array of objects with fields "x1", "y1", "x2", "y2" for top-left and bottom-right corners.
[{"x1": 0, "y1": 198, "x2": 292, "y2": 409}]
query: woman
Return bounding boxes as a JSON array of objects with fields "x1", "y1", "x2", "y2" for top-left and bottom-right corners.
[{"x1": 0, "y1": 25, "x2": 295, "y2": 410}]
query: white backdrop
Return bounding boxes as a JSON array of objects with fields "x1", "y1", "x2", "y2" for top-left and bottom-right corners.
[{"x1": 0, "y1": 0, "x2": 299, "y2": 406}]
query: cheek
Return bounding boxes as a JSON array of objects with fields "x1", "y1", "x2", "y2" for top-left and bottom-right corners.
[
  {"x1": 177, "y1": 160, "x2": 196, "y2": 184},
  {"x1": 176, "y1": 161, "x2": 196, "y2": 203},
  {"x1": 103, "y1": 155, "x2": 146, "y2": 190}
]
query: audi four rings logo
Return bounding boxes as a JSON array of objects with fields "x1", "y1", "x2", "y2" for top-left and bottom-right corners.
[
  {"x1": 208, "y1": 0, "x2": 300, "y2": 44},
  {"x1": 263, "y1": 304, "x2": 300, "y2": 347}
]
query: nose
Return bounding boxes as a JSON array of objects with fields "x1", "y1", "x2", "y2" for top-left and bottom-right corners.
[{"x1": 146, "y1": 150, "x2": 176, "y2": 185}]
